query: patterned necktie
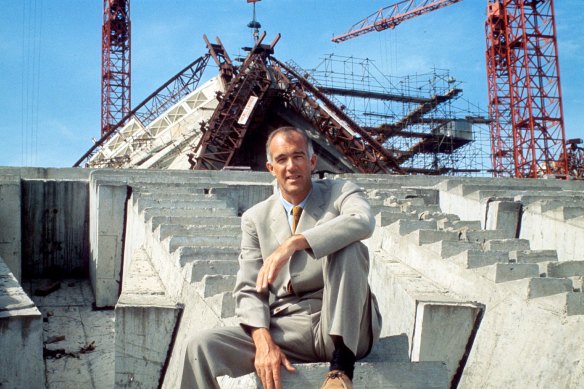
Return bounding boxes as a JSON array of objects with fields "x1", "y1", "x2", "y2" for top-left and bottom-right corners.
[{"x1": 292, "y1": 206, "x2": 303, "y2": 233}]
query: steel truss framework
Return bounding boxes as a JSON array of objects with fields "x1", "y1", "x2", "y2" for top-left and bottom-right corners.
[
  {"x1": 306, "y1": 55, "x2": 491, "y2": 175},
  {"x1": 486, "y1": 0, "x2": 567, "y2": 178},
  {"x1": 190, "y1": 33, "x2": 278, "y2": 170},
  {"x1": 82, "y1": 35, "x2": 488, "y2": 175},
  {"x1": 75, "y1": 54, "x2": 210, "y2": 167},
  {"x1": 332, "y1": 0, "x2": 463, "y2": 43},
  {"x1": 270, "y1": 58, "x2": 403, "y2": 174},
  {"x1": 101, "y1": 0, "x2": 131, "y2": 137}
]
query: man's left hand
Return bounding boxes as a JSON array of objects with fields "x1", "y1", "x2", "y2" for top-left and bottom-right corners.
[{"x1": 256, "y1": 234, "x2": 309, "y2": 293}]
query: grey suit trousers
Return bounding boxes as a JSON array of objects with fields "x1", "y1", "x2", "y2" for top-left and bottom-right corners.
[{"x1": 181, "y1": 241, "x2": 381, "y2": 388}]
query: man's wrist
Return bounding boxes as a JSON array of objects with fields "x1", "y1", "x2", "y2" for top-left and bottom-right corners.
[
  {"x1": 251, "y1": 327, "x2": 274, "y2": 347},
  {"x1": 288, "y1": 234, "x2": 309, "y2": 252}
]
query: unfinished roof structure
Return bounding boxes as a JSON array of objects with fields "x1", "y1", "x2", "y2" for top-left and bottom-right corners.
[{"x1": 78, "y1": 34, "x2": 488, "y2": 176}]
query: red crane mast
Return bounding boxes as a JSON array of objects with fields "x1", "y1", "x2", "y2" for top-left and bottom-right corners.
[
  {"x1": 101, "y1": 0, "x2": 131, "y2": 137},
  {"x1": 486, "y1": 0, "x2": 567, "y2": 178}
]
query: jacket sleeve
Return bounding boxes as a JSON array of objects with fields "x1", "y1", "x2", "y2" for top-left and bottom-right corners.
[
  {"x1": 301, "y1": 181, "x2": 375, "y2": 260},
  {"x1": 233, "y1": 210, "x2": 271, "y2": 329}
]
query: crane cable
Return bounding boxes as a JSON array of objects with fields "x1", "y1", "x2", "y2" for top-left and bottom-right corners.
[{"x1": 20, "y1": 0, "x2": 43, "y2": 166}]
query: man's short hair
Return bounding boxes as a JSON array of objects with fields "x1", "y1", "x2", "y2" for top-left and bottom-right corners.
[{"x1": 265, "y1": 127, "x2": 314, "y2": 163}]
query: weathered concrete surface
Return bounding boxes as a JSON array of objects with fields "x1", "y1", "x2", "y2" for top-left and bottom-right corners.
[
  {"x1": 520, "y1": 198, "x2": 584, "y2": 261},
  {"x1": 115, "y1": 247, "x2": 182, "y2": 389},
  {"x1": 256, "y1": 361, "x2": 448, "y2": 389},
  {"x1": 2, "y1": 168, "x2": 584, "y2": 388},
  {"x1": 21, "y1": 179, "x2": 90, "y2": 278},
  {"x1": 372, "y1": 189, "x2": 584, "y2": 388},
  {"x1": 26, "y1": 277, "x2": 115, "y2": 389},
  {"x1": 369, "y1": 249, "x2": 483, "y2": 387},
  {"x1": 89, "y1": 181, "x2": 127, "y2": 308},
  {"x1": 0, "y1": 256, "x2": 44, "y2": 389},
  {"x1": 484, "y1": 200, "x2": 521, "y2": 238},
  {"x1": 0, "y1": 175, "x2": 22, "y2": 281},
  {"x1": 411, "y1": 302, "x2": 483, "y2": 387}
]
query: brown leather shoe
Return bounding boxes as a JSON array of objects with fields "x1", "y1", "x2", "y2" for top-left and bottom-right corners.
[{"x1": 320, "y1": 370, "x2": 353, "y2": 389}]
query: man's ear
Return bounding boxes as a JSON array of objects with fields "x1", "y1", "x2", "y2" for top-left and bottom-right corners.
[
  {"x1": 310, "y1": 154, "x2": 317, "y2": 171},
  {"x1": 266, "y1": 161, "x2": 276, "y2": 176}
]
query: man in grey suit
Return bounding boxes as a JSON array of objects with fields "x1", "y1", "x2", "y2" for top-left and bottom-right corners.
[{"x1": 181, "y1": 127, "x2": 381, "y2": 389}]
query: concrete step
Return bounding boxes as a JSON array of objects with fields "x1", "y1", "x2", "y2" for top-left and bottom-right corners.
[
  {"x1": 198, "y1": 274, "x2": 237, "y2": 298},
  {"x1": 176, "y1": 246, "x2": 240, "y2": 267},
  {"x1": 190, "y1": 259, "x2": 239, "y2": 282},
  {"x1": 225, "y1": 334, "x2": 448, "y2": 388},
  {"x1": 406, "y1": 229, "x2": 459, "y2": 245},
  {"x1": 449, "y1": 250, "x2": 509, "y2": 269},
  {"x1": 425, "y1": 240, "x2": 480, "y2": 259},
  {"x1": 531, "y1": 291, "x2": 584, "y2": 316},
  {"x1": 133, "y1": 183, "x2": 217, "y2": 194},
  {"x1": 137, "y1": 198, "x2": 228, "y2": 212},
  {"x1": 449, "y1": 220, "x2": 482, "y2": 231},
  {"x1": 253, "y1": 361, "x2": 448, "y2": 389},
  {"x1": 150, "y1": 215, "x2": 241, "y2": 231},
  {"x1": 509, "y1": 249, "x2": 558, "y2": 264},
  {"x1": 165, "y1": 235, "x2": 241, "y2": 253},
  {"x1": 474, "y1": 263, "x2": 540, "y2": 283},
  {"x1": 510, "y1": 277, "x2": 573, "y2": 299},
  {"x1": 462, "y1": 229, "x2": 510, "y2": 243},
  {"x1": 545, "y1": 261, "x2": 584, "y2": 278},
  {"x1": 545, "y1": 205, "x2": 584, "y2": 221},
  {"x1": 401, "y1": 203, "x2": 442, "y2": 214},
  {"x1": 143, "y1": 207, "x2": 237, "y2": 219},
  {"x1": 374, "y1": 209, "x2": 417, "y2": 227},
  {"x1": 483, "y1": 239, "x2": 530, "y2": 252},
  {"x1": 388, "y1": 219, "x2": 438, "y2": 236},
  {"x1": 156, "y1": 224, "x2": 241, "y2": 241},
  {"x1": 205, "y1": 291, "x2": 236, "y2": 319},
  {"x1": 134, "y1": 192, "x2": 218, "y2": 201}
]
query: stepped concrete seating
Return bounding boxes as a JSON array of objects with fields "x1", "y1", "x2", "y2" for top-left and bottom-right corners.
[
  {"x1": 116, "y1": 184, "x2": 246, "y2": 388},
  {"x1": 88, "y1": 171, "x2": 584, "y2": 388},
  {"x1": 114, "y1": 179, "x2": 251, "y2": 388},
  {"x1": 221, "y1": 336, "x2": 448, "y2": 389},
  {"x1": 114, "y1": 174, "x2": 458, "y2": 388},
  {"x1": 438, "y1": 179, "x2": 579, "y2": 223},
  {"x1": 0, "y1": 255, "x2": 45, "y2": 389},
  {"x1": 365, "y1": 180, "x2": 584, "y2": 388},
  {"x1": 88, "y1": 169, "x2": 273, "y2": 307}
]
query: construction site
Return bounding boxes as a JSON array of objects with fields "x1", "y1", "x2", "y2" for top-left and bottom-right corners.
[{"x1": 1, "y1": 1, "x2": 583, "y2": 388}]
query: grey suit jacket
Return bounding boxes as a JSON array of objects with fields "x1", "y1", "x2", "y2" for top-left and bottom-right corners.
[{"x1": 234, "y1": 179, "x2": 375, "y2": 329}]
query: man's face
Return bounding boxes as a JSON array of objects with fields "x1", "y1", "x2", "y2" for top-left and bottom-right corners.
[{"x1": 266, "y1": 131, "x2": 317, "y2": 205}]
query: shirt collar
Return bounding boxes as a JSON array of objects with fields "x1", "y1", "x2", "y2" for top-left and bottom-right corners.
[{"x1": 278, "y1": 188, "x2": 312, "y2": 216}]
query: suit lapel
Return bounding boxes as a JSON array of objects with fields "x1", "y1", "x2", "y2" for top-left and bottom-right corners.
[
  {"x1": 296, "y1": 181, "x2": 326, "y2": 233},
  {"x1": 269, "y1": 196, "x2": 291, "y2": 245}
]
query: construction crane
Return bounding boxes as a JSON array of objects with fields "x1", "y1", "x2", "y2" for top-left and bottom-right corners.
[
  {"x1": 332, "y1": 0, "x2": 569, "y2": 179},
  {"x1": 101, "y1": 0, "x2": 131, "y2": 137}
]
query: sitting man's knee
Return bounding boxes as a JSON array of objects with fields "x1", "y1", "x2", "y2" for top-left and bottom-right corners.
[
  {"x1": 185, "y1": 328, "x2": 218, "y2": 358},
  {"x1": 332, "y1": 241, "x2": 369, "y2": 263}
]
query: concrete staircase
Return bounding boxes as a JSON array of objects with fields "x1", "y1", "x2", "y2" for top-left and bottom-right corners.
[
  {"x1": 4, "y1": 168, "x2": 583, "y2": 389},
  {"x1": 116, "y1": 177, "x2": 452, "y2": 388}
]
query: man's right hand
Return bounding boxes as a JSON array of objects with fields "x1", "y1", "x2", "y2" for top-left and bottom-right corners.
[{"x1": 251, "y1": 327, "x2": 296, "y2": 389}]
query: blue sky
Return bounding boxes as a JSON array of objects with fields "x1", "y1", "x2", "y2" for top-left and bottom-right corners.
[{"x1": 1, "y1": 0, "x2": 582, "y2": 167}]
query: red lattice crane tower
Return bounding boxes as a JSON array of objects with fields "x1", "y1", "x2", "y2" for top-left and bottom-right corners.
[
  {"x1": 485, "y1": 0, "x2": 567, "y2": 178},
  {"x1": 101, "y1": 0, "x2": 131, "y2": 137},
  {"x1": 333, "y1": 0, "x2": 568, "y2": 178}
]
